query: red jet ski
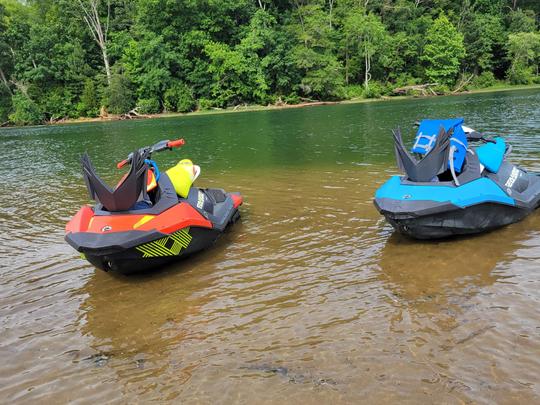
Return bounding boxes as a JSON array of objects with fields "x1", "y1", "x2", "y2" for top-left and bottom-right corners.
[{"x1": 65, "y1": 138, "x2": 243, "y2": 274}]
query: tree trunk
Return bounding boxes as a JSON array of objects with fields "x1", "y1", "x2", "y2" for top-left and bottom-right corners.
[
  {"x1": 0, "y1": 67, "x2": 11, "y2": 93},
  {"x1": 292, "y1": 1, "x2": 306, "y2": 45},
  {"x1": 345, "y1": 46, "x2": 349, "y2": 85},
  {"x1": 328, "y1": 0, "x2": 335, "y2": 28},
  {"x1": 102, "y1": 46, "x2": 111, "y2": 85},
  {"x1": 77, "y1": 0, "x2": 112, "y2": 85},
  {"x1": 364, "y1": 43, "x2": 371, "y2": 90}
]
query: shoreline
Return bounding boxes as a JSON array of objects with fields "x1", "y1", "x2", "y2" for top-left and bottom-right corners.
[{"x1": 3, "y1": 84, "x2": 540, "y2": 129}]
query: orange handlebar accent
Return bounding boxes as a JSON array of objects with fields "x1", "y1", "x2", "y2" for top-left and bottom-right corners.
[
  {"x1": 117, "y1": 159, "x2": 128, "y2": 169},
  {"x1": 167, "y1": 139, "x2": 185, "y2": 148}
]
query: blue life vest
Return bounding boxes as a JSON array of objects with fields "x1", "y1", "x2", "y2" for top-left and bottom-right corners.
[
  {"x1": 412, "y1": 118, "x2": 468, "y2": 173},
  {"x1": 476, "y1": 137, "x2": 506, "y2": 173}
]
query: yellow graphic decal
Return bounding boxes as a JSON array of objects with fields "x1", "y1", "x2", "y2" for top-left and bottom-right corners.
[
  {"x1": 133, "y1": 215, "x2": 154, "y2": 229},
  {"x1": 136, "y1": 228, "x2": 192, "y2": 258}
]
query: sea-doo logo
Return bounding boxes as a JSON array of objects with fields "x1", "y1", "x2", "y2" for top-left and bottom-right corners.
[
  {"x1": 197, "y1": 191, "x2": 205, "y2": 209},
  {"x1": 101, "y1": 225, "x2": 112, "y2": 232},
  {"x1": 504, "y1": 167, "x2": 520, "y2": 188}
]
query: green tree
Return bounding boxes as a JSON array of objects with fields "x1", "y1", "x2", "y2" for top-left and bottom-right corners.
[
  {"x1": 9, "y1": 91, "x2": 42, "y2": 125},
  {"x1": 122, "y1": 32, "x2": 173, "y2": 104},
  {"x1": 41, "y1": 87, "x2": 76, "y2": 121},
  {"x1": 0, "y1": 4, "x2": 12, "y2": 94},
  {"x1": 105, "y1": 72, "x2": 134, "y2": 114},
  {"x1": 136, "y1": 97, "x2": 160, "y2": 114},
  {"x1": 508, "y1": 8, "x2": 537, "y2": 33},
  {"x1": 342, "y1": 8, "x2": 387, "y2": 91},
  {"x1": 461, "y1": 13, "x2": 505, "y2": 74},
  {"x1": 1, "y1": 0, "x2": 540, "y2": 125},
  {"x1": 506, "y1": 32, "x2": 540, "y2": 84},
  {"x1": 77, "y1": 78, "x2": 100, "y2": 116},
  {"x1": 0, "y1": 86, "x2": 11, "y2": 123},
  {"x1": 421, "y1": 14, "x2": 466, "y2": 85},
  {"x1": 289, "y1": 3, "x2": 343, "y2": 99},
  {"x1": 205, "y1": 41, "x2": 267, "y2": 107},
  {"x1": 0, "y1": 4, "x2": 12, "y2": 122},
  {"x1": 163, "y1": 81, "x2": 195, "y2": 113}
]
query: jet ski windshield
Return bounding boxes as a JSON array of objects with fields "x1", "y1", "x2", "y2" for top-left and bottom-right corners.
[{"x1": 393, "y1": 127, "x2": 450, "y2": 182}]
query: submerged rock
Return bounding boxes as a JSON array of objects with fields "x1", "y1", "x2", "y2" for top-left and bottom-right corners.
[{"x1": 240, "y1": 363, "x2": 338, "y2": 387}]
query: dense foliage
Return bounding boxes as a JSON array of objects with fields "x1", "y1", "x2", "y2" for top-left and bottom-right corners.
[{"x1": 0, "y1": 0, "x2": 539, "y2": 125}]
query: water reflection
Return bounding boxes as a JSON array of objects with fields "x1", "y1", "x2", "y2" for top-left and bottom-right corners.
[
  {"x1": 77, "y1": 227, "x2": 244, "y2": 358},
  {"x1": 378, "y1": 231, "x2": 511, "y2": 303}
]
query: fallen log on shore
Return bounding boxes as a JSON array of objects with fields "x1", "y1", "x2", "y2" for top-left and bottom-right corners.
[
  {"x1": 393, "y1": 83, "x2": 439, "y2": 96},
  {"x1": 121, "y1": 108, "x2": 151, "y2": 120}
]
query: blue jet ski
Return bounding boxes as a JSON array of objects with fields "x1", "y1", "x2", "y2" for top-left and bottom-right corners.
[{"x1": 374, "y1": 118, "x2": 540, "y2": 239}]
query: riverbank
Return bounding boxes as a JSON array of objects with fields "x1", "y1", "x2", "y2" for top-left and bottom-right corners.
[{"x1": 3, "y1": 83, "x2": 540, "y2": 129}]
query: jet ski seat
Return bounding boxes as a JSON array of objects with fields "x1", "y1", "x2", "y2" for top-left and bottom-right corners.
[
  {"x1": 476, "y1": 138, "x2": 506, "y2": 173},
  {"x1": 82, "y1": 150, "x2": 149, "y2": 212}
]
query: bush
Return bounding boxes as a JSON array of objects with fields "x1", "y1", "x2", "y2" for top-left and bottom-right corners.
[
  {"x1": 42, "y1": 88, "x2": 76, "y2": 120},
  {"x1": 197, "y1": 98, "x2": 214, "y2": 111},
  {"x1": 472, "y1": 71, "x2": 496, "y2": 88},
  {"x1": 105, "y1": 74, "x2": 135, "y2": 114},
  {"x1": 507, "y1": 66, "x2": 533, "y2": 85},
  {"x1": 136, "y1": 97, "x2": 161, "y2": 114},
  {"x1": 393, "y1": 74, "x2": 421, "y2": 88},
  {"x1": 9, "y1": 92, "x2": 42, "y2": 126},
  {"x1": 431, "y1": 84, "x2": 450, "y2": 95},
  {"x1": 363, "y1": 82, "x2": 386, "y2": 98},
  {"x1": 163, "y1": 82, "x2": 196, "y2": 113},
  {"x1": 283, "y1": 93, "x2": 300, "y2": 104},
  {"x1": 0, "y1": 87, "x2": 12, "y2": 123},
  {"x1": 344, "y1": 85, "x2": 364, "y2": 99}
]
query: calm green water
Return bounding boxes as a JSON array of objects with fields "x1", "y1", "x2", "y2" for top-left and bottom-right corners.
[{"x1": 1, "y1": 90, "x2": 540, "y2": 403}]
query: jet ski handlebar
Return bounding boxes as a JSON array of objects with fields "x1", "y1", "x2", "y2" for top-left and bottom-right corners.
[{"x1": 117, "y1": 138, "x2": 185, "y2": 168}]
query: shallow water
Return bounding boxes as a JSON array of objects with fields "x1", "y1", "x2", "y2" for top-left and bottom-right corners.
[{"x1": 1, "y1": 90, "x2": 540, "y2": 403}]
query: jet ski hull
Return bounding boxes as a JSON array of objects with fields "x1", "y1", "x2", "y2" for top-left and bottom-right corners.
[
  {"x1": 68, "y1": 215, "x2": 239, "y2": 274},
  {"x1": 374, "y1": 174, "x2": 540, "y2": 239},
  {"x1": 375, "y1": 198, "x2": 531, "y2": 239}
]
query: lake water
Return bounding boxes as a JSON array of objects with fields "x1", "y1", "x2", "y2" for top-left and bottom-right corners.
[{"x1": 1, "y1": 90, "x2": 540, "y2": 403}]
